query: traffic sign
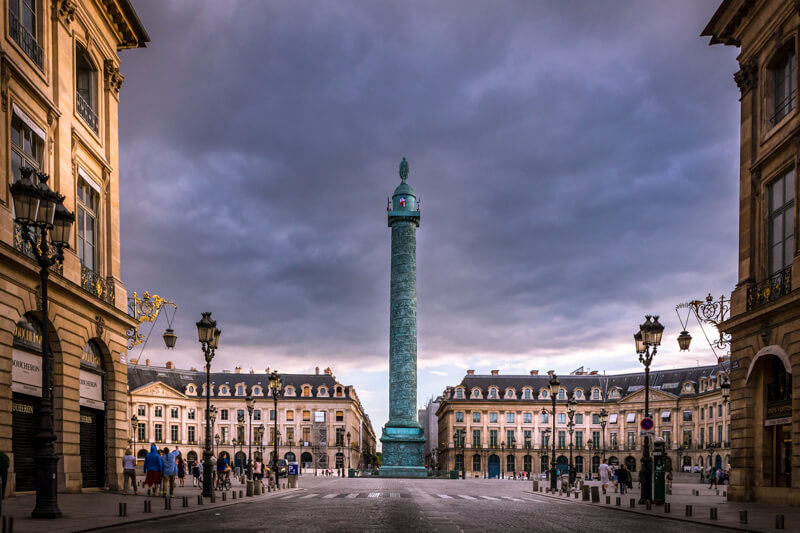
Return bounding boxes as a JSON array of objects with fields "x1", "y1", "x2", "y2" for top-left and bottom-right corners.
[{"x1": 641, "y1": 417, "x2": 654, "y2": 431}]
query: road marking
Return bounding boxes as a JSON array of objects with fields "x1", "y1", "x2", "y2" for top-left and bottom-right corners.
[
  {"x1": 438, "y1": 494, "x2": 453, "y2": 499},
  {"x1": 390, "y1": 493, "x2": 400, "y2": 498},
  {"x1": 346, "y1": 493, "x2": 359, "y2": 498},
  {"x1": 501, "y1": 496, "x2": 524, "y2": 502},
  {"x1": 480, "y1": 496, "x2": 500, "y2": 501},
  {"x1": 280, "y1": 494, "x2": 302, "y2": 499},
  {"x1": 458, "y1": 495, "x2": 476, "y2": 500},
  {"x1": 368, "y1": 492, "x2": 381, "y2": 498},
  {"x1": 300, "y1": 493, "x2": 317, "y2": 499},
  {"x1": 322, "y1": 493, "x2": 337, "y2": 499}
]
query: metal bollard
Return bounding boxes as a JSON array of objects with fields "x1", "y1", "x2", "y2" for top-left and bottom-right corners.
[
  {"x1": 664, "y1": 502, "x2": 670, "y2": 513},
  {"x1": 574, "y1": 492, "x2": 579, "y2": 499},
  {"x1": 118, "y1": 502, "x2": 127, "y2": 517},
  {"x1": 606, "y1": 496, "x2": 610, "y2": 505},
  {"x1": 164, "y1": 498, "x2": 171, "y2": 510},
  {"x1": 198, "y1": 495, "x2": 204, "y2": 505},
  {"x1": 723, "y1": 491, "x2": 727, "y2": 497},
  {"x1": 211, "y1": 493, "x2": 216, "y2": 503},
  {"x1": 232, "y1": 491, "x2": 237, "y2": 500},
  {"x1": 2, "y1": 516, "x2": 15, "y2": 533},
  {"x1": 615, "y1": 497, "x2": 621, "y2": 506},
  {"x1": 685, "y1": 505, "x2": 692, "y2": 517},
  {"x1": 629, "y1": 498, "x2": 635, "y2": 508},
  {"x1": 239, "y1": 490, "x2": 243, "y2": 499},
  {"x1": 646, "y1": 501, "x2": 652, "y2": 510},
  {"x1": 710, "y1": 508, "x2": 717, "y2": 520},
  {"x1": 739, "y1": 510, "x2": 748, "y2": 524},
  {"x1": 222, "y1": 492, "x2": 227, "y2": 501},
  {"x1": 144, "y1": 500, "x2": 151, "y2": 513},
  {"x1": 716, "y1": 490, "x2": 719, "y2": 496},
  {"x1": 182, "y1": 496, "x2": 189, "y2": 508},
  {"x1": 776, "y1": 514, "x2": 784, "y2": 529}
]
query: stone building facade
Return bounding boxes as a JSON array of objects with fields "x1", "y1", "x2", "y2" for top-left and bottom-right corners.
[
  {"x1": 437, "y1": 365, "x2": 731, "y2": 479},
  {"x1": 703, "y1": 0, "x2": 800, "y2": 506},
  {"x1": 0, "y1": 0, "x2": 147, "y2": 494},
  {"x1": 127, "y1": 362, "x2": 377, "y2": 472}
]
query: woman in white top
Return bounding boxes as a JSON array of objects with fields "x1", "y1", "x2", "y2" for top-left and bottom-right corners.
[
  {"x1": 122, "y1": 448, "x2": 138, "y2": 495},
  {"x1": 598, "y1": 459, "x2": 611, "y2": 494}
]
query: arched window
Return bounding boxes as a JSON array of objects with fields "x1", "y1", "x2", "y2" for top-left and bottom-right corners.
[
  {"x1": 523, "y1": 388, "x2": 531, "y2": 399},
  {"x1": 558, "y1": 389, "x2": 566, "y2": 400},
  {"x1": 236, "y1": 385, "x2": 244, "y2": 396},
  {"x1": 319, "y1": 387, "x2": 328, "y2": 396},
  {"x1": 489, "y1": 388, "x2": 497, "y2": 399},
  {"x1": 302, "y1": 386, "x2": 311, "y2": 397},
  {"x1": 592, "y1": 389, "x2": 600, "y2": 400},
  {"x1": 75, "y1": 44, "x2": 98, "y2": 132},
  {"x1": 456, "y1": 388, "x2": 464, "y2": 399},
  {"x1": 472, "y1": 388, "x2": 481, "y2": 398}
]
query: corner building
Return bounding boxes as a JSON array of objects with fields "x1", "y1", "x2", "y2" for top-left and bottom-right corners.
[
  {"x1": 0, "y1": 0, "x2": 147, "y2": 494},
  {"x1": 704, "y1": 0, "x2": 800, "y2": 506},
  {"x1": 128, "y1": 363, "x2": 377, "y2": 472},
  {"x1": 437, "y1": 366, "x2": 731, "y2": 479}
]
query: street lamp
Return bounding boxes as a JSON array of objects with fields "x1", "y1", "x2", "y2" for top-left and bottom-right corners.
[
  {"x1": 567, "y1": 394, "x2": 576, "y2": 486},
  {"x1": 11, "y1": 168, "x2": 75, "y2": 519},
  {"x1": 542, "y1": 427, "x2": 551, "y2": 481},
  {"x1": 634, "y1": 314, "x2": 664, "y2": 504},
  {"x1": 501, "y1": 440, "x2": 506, "y2": 480},
  {"x1": 269, "y1": 371, "x2": 282, "y2": 489},
  {"x1": 346, "y1": 431, "x2": 351, "y2": 471},
  {"x1": 246, "y1": 394, "x2": 255, "y2": 481},
  {"x1": 256, "y1": 424, "x2": 265, "y2": 461},
  {"x1": 721, "y1": 375, "x2": 731, "y2": 404},
  {"x1": 599, "y1": 408, "x2": 608, "y2": 460},
  {"x1": 548, "y1": 373, "x2": 559, "y2": 491},
  {"x1": 237, "y1": 413, "x2": 245, "y2": 473},
  {"x1": 214, "y1": 434, "x2": 220, "y2": 458},
  {"x1": 197, "y1": 312, "x2": 221, "y2": 498},
  {"x1": 131, "y1": 414, "x2": 138, "y2": 464}
]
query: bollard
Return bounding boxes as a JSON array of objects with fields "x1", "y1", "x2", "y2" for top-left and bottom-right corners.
[
  {"x1": 574, "y1": 492, "x2": 579, "y2": 499},
  {"x1": 590, "y1": 486, "x2": 600, "y2": 503},
  {"x1": 239, "y1": 490, "x2": 243, "y2": 499},
  {"x1": 723, "y1": 491, "x2": 727, "y2": 497},
  {"x1": 182, "y1": 496, "x2": 189, "y2": 508},
  {"x1": 222, "y1": 492, "x2": 227, "y2": 501},
  {"x1": 615, "y1": 497, "x2": 621, "y2": 506},
  {"x1": 664, "y1": 502, "x2": 670, "y2": 513},
  {"x1": 254, "y1": 482, "x2": 261, "y2": 496},
  {"x1": 716, "y1": 490, "x2": 719, "y2": 496},
  {"x1": 164, "y1": 498, "x2": 171, "y2": 510},
  {"x1": 232, "y1": 491, "x2": 237, "y2": 500},
  {"x1": 685, "y1": 505, "x2": 692, "y2": 517},
  {"x1": 197, "y1": 495, "x2": 204, "y2": 505},
  {"x1": 667, "y1": 488, "x2": 672, "y2": 495},
  {"x1": 211, "y1": 493, "x2": 216, "y2": 503},
  {"x1": 144, "y1": 500, "x2": 151, "y2": 513},
  {"x1": 2, "y1": 516, "x2": 15, "y2": 533},
  {"x1": 739, "y1": 510, "x2": 748, "y2": 524},
  {"x1": 646, "y1": 501, "x2": 652, "y2": 510},
  {"x1": 606, "y1": 496, "x2": 611, "y2": 505},
  {"x1": 582, "y1": 485, "x2": 590, "y2": 501},
  {"x1": 629, "y1": 498, "x2": 635, "y2": 508},
  {"x1": 710, "y1": 508, "x2": 717, "y2": 520},
  {"x1": 118, "y1": 502, "x2": 127, "y2": 517},
  {"x1": 776, "y1": 514, "x2": 784, "y2": 529}
]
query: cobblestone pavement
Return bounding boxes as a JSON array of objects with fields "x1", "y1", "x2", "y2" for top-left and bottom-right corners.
[{"x1": 102, "y1": 477, "x2": 730, "y2": 533}]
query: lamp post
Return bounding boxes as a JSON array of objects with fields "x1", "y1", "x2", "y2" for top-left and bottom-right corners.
[
  {"x1": 634, "y1": 314, "x2": 664, "y2": 504},
  {"x1": 131, "y1": 414, "x2": 138, "y2": 461},
  {"x1": 214, "y1": 434, "x2": 220, "y2": 458},
  {"x1": 510, "y1": 435, "x2": 516, "y2": 479},
  {"x1": 237, "y1": 414, "x2": 245, "y2": 474},
  {"x1": 599, "y1": 408, "x2": 608, "y2": 461},
  {"x1": 11, "y1": 167, "x2": 75, "y2": 519},
  {"x1": 196, "y1": 312, "x2": 221, "y2": 498},
  {"x1": 501, "y1": 440, "x2": 505, "y2": 480},
  {"x1": 548, "y1": 373, "x2": 560, "y2": 491},
  {"x1": 246, "y1": 394, "x2": 255, "y2": 481},
  {"x1": 269, "y1": 371, "x2": 282, "y2": 489},
  {"x1": 209, "y1": 405, "x2": 217, "y2": 452},
  {"x1": 257, "y1": 424, "x2": 265, "y2": 462},
  {"x1": 346, "y1": 432, "x2": 351, "y2": 471},
  {"x1": 567, "y1": 394, "x2": 576, "y2": 486},
  {"x1": 542, "y1": 428, "x2": 551, "y2": 481}
]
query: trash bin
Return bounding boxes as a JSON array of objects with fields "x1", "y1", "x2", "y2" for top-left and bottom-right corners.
[
  {"x1": 288, "y1": 462, "x2": 299, "y2": 488},
  {"x1": 348, "y1": 468, "x2": 355, "y2": 478}
]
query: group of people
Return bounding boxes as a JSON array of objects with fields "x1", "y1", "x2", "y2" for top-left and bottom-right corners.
[
  {"x1": 706, "y1": 466, "x2": 728, "y2": 488},
  {"x1": 597, "y1": 459, "x2": 635, "y2": 495}
]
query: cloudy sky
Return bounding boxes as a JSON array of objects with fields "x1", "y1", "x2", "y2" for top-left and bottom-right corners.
[{"x1": 119, "y1": 0, "x2": 740, "y2": 437}]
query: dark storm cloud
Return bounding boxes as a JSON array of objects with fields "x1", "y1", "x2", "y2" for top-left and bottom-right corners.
[{"x1": 120, "y1": 1, "x2": 740, "y2": 428}]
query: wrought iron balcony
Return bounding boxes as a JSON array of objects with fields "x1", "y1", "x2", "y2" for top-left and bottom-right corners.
[
  {"x1": 747, "y1": 266, "x2": 792, "y2": 311},
  {"x1": 81, "y1": 264, "x2": 115, "y2": 305},
  {"x1": 76, "y1": 91, "x2": 99, "y2": 132},
  {"x1": 8, "y1": 9, "x2": 43, "y2": 70}
]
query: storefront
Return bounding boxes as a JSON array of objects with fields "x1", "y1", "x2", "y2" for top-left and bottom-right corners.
[
  {"x1": 11, "y1": 316, "x2": 44, "y2": 492},
  {"x1": 79, "y1": 342, "x2": 106, "y2": 488}
]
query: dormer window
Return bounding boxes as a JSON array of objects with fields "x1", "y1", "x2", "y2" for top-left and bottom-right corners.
[
  {"x1": 302, "y1": 386, "x2": 311, "y2": 397},
  {"x1": 768, "y1": 42, "x2": 796, "y2": 128},
  {"x1": 558, "y1": 389, "x2": 566, "y2": 400},
  {"x1": 472, "y1": 388, "x2": 481, "y2": 399},
  {"x1": 186, "y1": 384, "x2": 195, "y2": 395},
  {"x1": 219, "y1": 385, "x2": 229, "y2": 396},
  {"x1": 489, "y1": 388, "x2": 497, "y2": 399},
  {"x1": 76, "y1": 44, "x2": 98, "y2": 132},
  {"x1": 252, "y1": 386, "x2": 262, "y2": 396},
  {"x1": 335, "y1": 386, "x2": 344, "y2": 397},
  {"x1": 505, "y1": 388, "x2": 515, "y2": 399},
  {"x1": 456, "y1": 388, "x2": 464, "y2": 399},
  {"x1": 575, "y1": 389, "x2": 582, "y2": 399},
  {"x1": 284, "y1": 386, "x2": 295, "y2": 396},
  {"x1": 319, "y1": 387, "x2": 328, "y2": 397},
  {"x1": 592, "y1": 389, "x2": 600, "y2": 400},
  {"x1": 523, "y1": 388, "x2": 531, "y2": 399},
  {"x1": 540, "y1": 389, "x2": 548, "y2": 398},
  {"x1": 236, "y1": 385, "x2": 245, "y2": 396}
]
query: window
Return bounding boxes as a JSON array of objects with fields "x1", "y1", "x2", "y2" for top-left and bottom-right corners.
[
  {"x1": 557, "y1": 389, "x2": 565, "y2": 400},
  {"x1": 455, "y1": 412, "x2": 464, "y2": 423},
  {"x1": 286, "y1": 428, "x2": 294, "y2": 443},
  {"x1": 472, "y1": 389, "x2": 480, "y2": 398},
  {"x1": 335, "y1": 427, "x2": 344, "y2": 447},
  {"x1": 575, "y1": 413, "x2": 584, "y2": 425},
  {"x1": 575, "y1": 389, "x2": 582, "y2": 399},
  {"x1": 592, "y1": 389, "x2": 600, "y2": 400},
  {"x1": 154, "y1": 406, "x2": 162, "y2": 418},
  {"x1": 609, "y1": 432, "x2": 617, "y2": 448},
  {"x1": 302, "y1": 386, "x2": 311, "y2": 397},
  {"x1": 237, "y1": 409, "x2": 245, "y2": 421},
  {"x1": 286, "y1": 410, "x2": 293, "y2": 421},
  {"x1": 769, "y1": 170, "x2": 795, "y2": 275},
  {"x1": 700, "y1": 427, "x2": 705, "y2": 446},
  {"x1": 575, "y1": 431, "x2": 584, "y2": 448},
  {"x1": 661, "y1": 411, "x2": 671, "y2": 423},
  {"x1": 541, "y1": 412, "x2": 549, "y2": 423},
  {"x1": 662, "y1": 430, "x2": 671, "y2": 448},
  {"x1": 472, "y1": 429, "x2": 481, "y2": 447},
  {"x1": 76, "y1": 45, "x2": 98, "y2": 132},
  {"x1": 302, "y1": 427, "x2": 310, "y2": 442},
  {"x1": 557, "y1": 431, "x2": 566, "y2": 448},
  {"x1": 506, "y1": 412, "x2": 514, "y2": 423},
  {"x1": 236, "y1": 385, "x2": 244, "y2": 396},
  {"x1": 10, "y1": 113, "x2": 44, "y2": 185},
  {"x1": 472, "y1": 412, "x2": 481, "y2": 423},
  {"x1": 523, "y1": 430, "x2": 532, "y2": 447},
  {"x1": 592, "y1": 431, "x2": 600, "y2": 448},
  {"x1": 592, "y1": 414, "x2": 601, "y2": 424},
  {"x1": 252, "y1": 386, "x2": 261, "y2": 396},
  {"x1": 609, "y1": 413, "x2": 618, "y2": 424},
  {"x1": 489, "y1": 429, "x2": 498, "y2": 447},
  {"x1": 683, "y1": 429, "x2": 692, "y2": 446},
  {"x1": 718, "y1": 405, "x2": 723, "y2": 417},
  {"x1": 253, "y1": 409, "x2": 261, "y2": 421},
  {"x1": 319, "y1": 387, "x2": 327, "y2": 396},
  {"x1": 769, "y1": 44, "x2": 796, "y2": 127},
  {"x1": 541, "y1": 431, "x2": 550, "y2": 448},
  {"x1": 77, "y1": 177, "x2": 99, "y2": 272},
  {"x1": 718, "y1": 425, "x2": 723, "y2": 443},
  {"x1": 700, "y1": 407, "x2": 705, "y2": 420},
  {"x1": 137, "y1": 405, "x2": 146, "y2": 417},
  {"x1": 709, "y1": 405, "x2": 714, "y2": 419},
  {"x1": 627, "y1": 431, "x2": 635, "y2": 448},
  {"x1": 154, "y1": 424, "x2": 163, "y2": 442},
  {"x1": 8, "y1": 0, "x2": 43, "y2": 69},
  {"x1": 506, "y1": 429, "x2": 515, "y2": 446},
  {"x1": 269, "y1": 410, "x2": 275, "y2": 421},
  {"x1": 505, "y1": 388, "x2": 514, "y2": 399},
  {"x1": 187, "y1": 385, "x2": 195, "y2": 394},
  {"x1": 540, "y1": 389, "x2": 548, "y2": 398},
  {"x1": 472, "y1": 454, "x2": 481, "y2": 471},
  {"x1": 682, "y1": 410, "x2": 693, "y2": 422},
  {"x1": 170, "y1": 425, "x2": 179, "y2": 442},
  {"x1": 523, "y1": 412, "x2": 532, "y2": 424},
  {"x1": 523, "y1": 389, "x2": 531, "y2": 399},
  {"x1": 489, "y1": 388, "x2": 497, "y2": 399},
  {"x1": 336, "y1": 411, "x2": 344, "y2": 422},
  {"x1": 557, "y1": 413, "x2": 566, "y2": 424},
  {"x1": 489, "y1": 412, "x2": 498, "y2": 423},
  {"x1": 171, "y1": 407, "x2": 179, "y2": 419},
  {"x1": 626, "y1": 413, "x2": 636, "y2": 423},
  {"x1": 455, "y1": 388, "x2": 464, "y2": 399},
  {"x1": 220, "y1": 409, "x2": 228, "y2": 421},
  {"x1": 188, "y1": 426, "x2": 195, "y2": 443},
  {"x1": 302, "y1": 410, "x2": 310, "y2": 422}
]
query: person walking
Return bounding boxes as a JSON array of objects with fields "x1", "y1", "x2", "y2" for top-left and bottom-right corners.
[
  {"x1": 617, "y1": 464, "x2": 629, "y2": 495},
  {"x1": 162, "y1": 447, "x2": 180, "y2": 497},
  {"x1": 598, "y1": 459, "x2": 612, "y2": 494},
  {"x1": 122, "y1": 448, "x2": 138, "y2": 495},
  {"x1": 177, "y1": 457, "x2": 186, "y2": 487},
  {"x1": 253, "y1": 458, "x2": 264, "y2": 490},
  {"x1": 708, "y1": 466, "x2": 718, "y2": 489},
  {"x1": 143, "y1": 444, "x2": 163, "y2": 496},
  {"x1": 192, "y1": 460, "x2": 201, "y2": 487},
  {"x1": 216, "y1": 453, "x2": 229, "y2": 489}
]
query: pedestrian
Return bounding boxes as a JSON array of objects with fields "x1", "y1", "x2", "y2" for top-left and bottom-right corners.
[
  {"x1": 143, "y1": 444, "x2": 163, "y2": 496},
  {"x1": 617, "y1": 464, "x2": 629, "y2": 495},
  {"x1": 216, "y1": 453, "x2": 229, "y2": 489},
  {"x1": 122, "y1": 448, "x2": 138, "y2": 495},
  {"x1": 177, "y1": 456, "x2": 186, "y2": 487},
  {"x1": 708, "y1": 467, "x2": 717, "y2": 489},
  {"x1": 192, "y1": 460, "x2": 201, "y2": 487},
  {"x1": 162, "y1": 446, "x2": 180, "y2": 497},
  {"x1": 253, "y1": 458, "x2": 264, "y2": 490},
  {"x1": 666, "y1": 470, "x2": 673, "y2": 490},
  {"x1": 598, "y1": 459, "x2": 611, "y2": 494}
]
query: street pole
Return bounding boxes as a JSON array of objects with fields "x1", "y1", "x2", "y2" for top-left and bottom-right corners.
[
  {"x1": 501, "y1": 442, "x2": 505, "y2": 480},
  {"x1": 548, "y1": 373, "x2": 559, "y2": 491},
  {"x1": 347, "y1": 432, "x2": 351, "y2": 472},
  {"x1": 269, "y1": 371, "x2": 282, "y2": 489},
  {"x1": 635, "y1": 315, "x2": 664, "y2": 505},
  {"x1": 246, "y1": 394, "x2": 254, "y2": 481},
  {"x1": 196, "y1": 313, "x2": 221, "y2": 499}
]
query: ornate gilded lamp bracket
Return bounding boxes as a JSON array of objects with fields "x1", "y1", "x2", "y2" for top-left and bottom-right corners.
[
  {"x1": 126, "y1": 291, "x2": 178, "y2": 351},
  {"x1": 675, "y1": 293, "x2": 731, "y2": 358}
]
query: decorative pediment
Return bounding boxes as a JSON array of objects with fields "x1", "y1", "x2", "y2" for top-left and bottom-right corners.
[
  {"x1": 131, "y1": 381, "x2": 186, "y2": 399},
  {"x1": 618, "y1": 387, "x2": 677, "y2": 403}
]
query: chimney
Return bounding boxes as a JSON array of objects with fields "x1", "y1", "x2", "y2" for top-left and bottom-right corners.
[
  {"x1": 530, "y1": 370, "x2": 539, "y2": 375},
  {"x1": 315, "y1": 366, "x2": 320, "y2": 375},
  {"x1": 589, "y1": 370, "x2": 598, "y2": 375},
  {"x1": 490, "y1": 369, "x2": 499, "y2": 375},
  {"x1": 324, "y1": 367, "x2": 332, "y2": 376},
  {"x1": 265, "y1": 367, "x2": 270, "y2": 374},
  {"x1": 235, "y1": 366, "x2": 242, "y2": 374},
  {"x1": 250, "y1": 369, "x2": 254, "y2": 374},
  {"x1": 130, "y1": 358, "x2": 138, "y2": 365},
  {"x1": 546, "y1": 369, "x2": 554, "y2": 376},
  {"x1": 166, "y1": 361, "x2": 174, "y2": 369},
  {"x1": 190, "y1": 367, "x2": 197, "y2": 372},
  {"x1": 466, "y1": 370, "x2": 475, "y2": 375},
  {"x1": 145, "y1": 359, "x2": 150, "y2": 367}
]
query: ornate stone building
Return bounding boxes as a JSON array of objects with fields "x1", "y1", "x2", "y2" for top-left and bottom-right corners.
[
  {"x1": 703, "y1": 0, "x2": 800, "y2": 506},
  {"x1": 127, "y1": 362, "x2": 377, "y2": 472},
  {"x1": 0, "y1": 0, "x2": 147, "y2": 494},
  {"x1": 437, "y1": 365, "x2": 731, "y2": 479}
]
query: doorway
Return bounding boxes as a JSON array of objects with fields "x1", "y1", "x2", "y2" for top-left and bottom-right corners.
[{"x1": 488, "y1": 454, "x2": 500, "y2": 478}]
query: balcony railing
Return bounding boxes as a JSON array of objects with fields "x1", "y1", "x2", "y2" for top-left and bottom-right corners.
[
  {"x1": 8, "y1": 9, "x2": 43, "y2": 70},
  {"x1": 81, "y1": 265, "x2": 115, "y2": 305},
  {"x1": 747, "y1": 266, "x2": 792, "y2": 311},
  {"x1": 76, "y1": 91, "x2": 99, "y2": 132}
]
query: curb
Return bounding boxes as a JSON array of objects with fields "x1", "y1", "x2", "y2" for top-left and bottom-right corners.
[
  {"x1": 522, "y1": 490, "x2": 765, "y2": 533},
  {"x1": 74, "y1": 488, "x2": 304, "y2": 532}
]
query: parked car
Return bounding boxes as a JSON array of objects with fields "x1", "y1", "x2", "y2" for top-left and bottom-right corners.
[{"x1": 267, "y1": 459, "x2": 288, "y2": 477}]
